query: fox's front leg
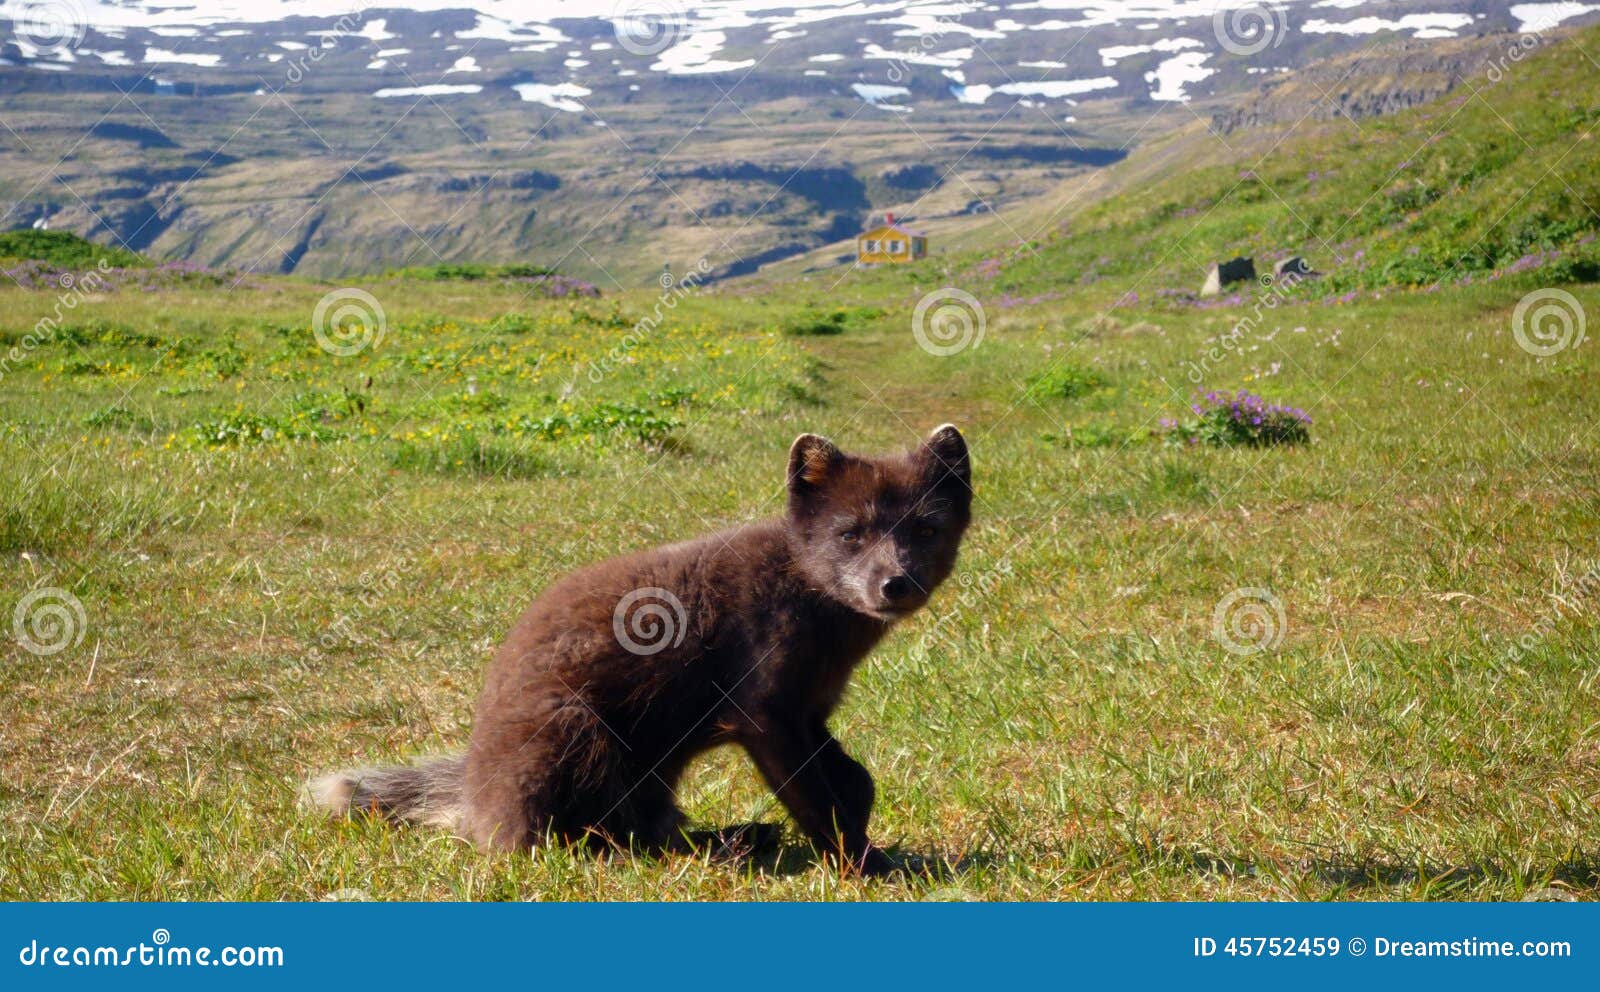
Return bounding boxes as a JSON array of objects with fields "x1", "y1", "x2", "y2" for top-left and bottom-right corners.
[{"x1": 744, "y1": 717, "x2": 893, "y2": 874}]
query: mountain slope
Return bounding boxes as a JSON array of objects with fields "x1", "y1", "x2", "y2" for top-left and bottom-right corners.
[
  {"x1": 830, "y1": 20, "x2": 1600, "y2": 300},
  {"x1": 5, "y1": 1, "x2": 1599, "y2": 283}
]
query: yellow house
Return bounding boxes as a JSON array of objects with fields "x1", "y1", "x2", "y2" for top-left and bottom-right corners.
[{"x1": 856, "y1": 213, "x2": 927, "y2": 265}]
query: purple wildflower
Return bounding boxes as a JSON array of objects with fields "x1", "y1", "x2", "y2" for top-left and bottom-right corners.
[{"x1": 1162, "y1": 388, "x2": 1311, "y2": 448}]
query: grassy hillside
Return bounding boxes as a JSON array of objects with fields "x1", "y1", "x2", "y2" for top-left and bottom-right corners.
[
  {"x1": 0, "y1": 230, "x2": 147, "y2": 270},
  {"x1": 763, "y1": 29, "x2": 1558, "y2": 282},
  {"x1": 1022, "y1": 49, "x2": 1600, "y2": 294},
  {"x1": 798, "y1": 24, "x2": 1600, "y2": 303},
  {"x1": 1, "y1": 27, "x2": 1598, "y2": 901}
]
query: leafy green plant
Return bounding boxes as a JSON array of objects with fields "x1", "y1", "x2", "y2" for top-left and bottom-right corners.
[
  {"x1": 81, "y1": 405, "x2": 140, "y2": 428},
  {"x1": 486, "y1": 312, "x2": 538, "y2": 333},
  {"x1": 185, "y1": 402, "x2": 347, "y2": 447},
  {"x1": 440, "y1": 388, "x2": 511, "y2": 415},
  {"x1": 390, "y1": 433, "x2": 556, "y2": 479},
  {"x1": 1025, "y1": 362, "x2": 1106, "y2": 401},
  {"x1": 56, "y1": 321, "x2": 163, "y2": 349},
  {"x1": 782, "y1": 306, "x2": 884, "y2": 337},
  {"x1": 500, "y1": 403, "x2": 680, "y2": 448},
  {"x1": 387, "y1": 262, "x2": 558, "y2": 281},
  {"x1": 199, "y1": 343, "x2": 247, "y2": 380},
  {"x1": 1041, "y1": 422, "x2": 1146, "y2": 448},
  {"x1": 56, "y1": 359, "x2": 127, "y2": 377}
]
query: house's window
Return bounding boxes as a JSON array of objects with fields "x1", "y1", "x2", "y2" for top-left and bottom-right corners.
[
  {"x1": 889, "y1": 240, "x2": 903, "y2": 253},
  {"x1": 863, "y1": 239, "x2": 878, "y2": 252}
]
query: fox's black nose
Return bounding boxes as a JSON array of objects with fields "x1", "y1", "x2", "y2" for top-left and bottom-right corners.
[{"x1": 881, "y1": 575, "x2": 914, "y2": 603}]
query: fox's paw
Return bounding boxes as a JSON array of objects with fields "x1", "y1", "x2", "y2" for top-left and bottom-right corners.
[
  {"x1": 844, "y1": 845, "x2": 900, "y2": 878},
  {"x1": 681, "y1": 821, "x2": 783, "y2": 861}
]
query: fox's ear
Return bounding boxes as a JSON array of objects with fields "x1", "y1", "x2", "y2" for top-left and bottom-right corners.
[
  {"x1": 788, "y1": 432, "x2": 841, "y2": 492},
  {"x1": 920, "y1": 423, "x2": 971, "y2": 489}
]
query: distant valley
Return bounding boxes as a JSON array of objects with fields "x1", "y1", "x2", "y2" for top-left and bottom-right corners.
[{"x1": 2, "y1": 0, "x2": 1597, "y2": 285}]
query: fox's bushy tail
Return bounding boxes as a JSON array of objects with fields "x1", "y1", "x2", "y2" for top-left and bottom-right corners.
[{"x1": 305, "y1": 755, "x2": 465, "y2": 830}]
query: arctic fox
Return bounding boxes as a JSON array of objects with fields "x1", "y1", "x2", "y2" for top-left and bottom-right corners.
[{"x1": 309, "y1": 424, "x2": 972, "y2": 874}]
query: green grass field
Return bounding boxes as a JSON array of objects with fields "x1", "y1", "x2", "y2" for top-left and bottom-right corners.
[{"x1": 3, "y1": 26, "x2": 1598, "y2": 901}]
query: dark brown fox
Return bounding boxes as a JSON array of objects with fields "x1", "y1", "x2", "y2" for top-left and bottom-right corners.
[{"x1": 309, "y1": 424, "x2": 972, "y2": 873}]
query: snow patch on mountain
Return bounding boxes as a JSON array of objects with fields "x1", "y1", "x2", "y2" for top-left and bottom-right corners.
[
  {"x1": 652, "y1": 30, "x2": 755, "y2": 74},
  {"x1": 1145, "y1": 51, "x2": 1214, "y2": 102},
  {"x1": 374, "y1": 83, "x2": 482, "y2": 97},
  {"x1": 1302, "y1": 12, "x2": 1476, "y2": 37},
  {"x1": 515, "y1": 81, "x2": 592, "y2": 112},
  {"x1": 1509, "y1": 1, "x2": 1600, "y2": 31}
]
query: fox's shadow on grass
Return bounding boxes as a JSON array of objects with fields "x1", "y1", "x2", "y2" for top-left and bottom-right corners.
[
  {"x1": 1138, "y1": 842, "x2": 1600, "y2": 895},
  {"x1": 681, "y1": 822, "x2": 994, "y2": 882},
  {"x1": 696, "y1": 833, "x2": 1600, "y2": 892}
]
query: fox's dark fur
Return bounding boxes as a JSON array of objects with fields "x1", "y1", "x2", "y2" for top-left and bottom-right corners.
[{"x1": 309, "y1": 424, "x2": 972, "y2": 872}]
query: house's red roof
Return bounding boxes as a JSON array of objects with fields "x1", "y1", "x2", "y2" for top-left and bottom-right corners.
[{"x1": 861, "y1": 222, "x2": 925, "y2": 238}]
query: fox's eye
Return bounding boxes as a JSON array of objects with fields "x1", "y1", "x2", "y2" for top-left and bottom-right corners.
[{"x1": 839, "y1": 529, "x2": 860, "y2": 543}]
